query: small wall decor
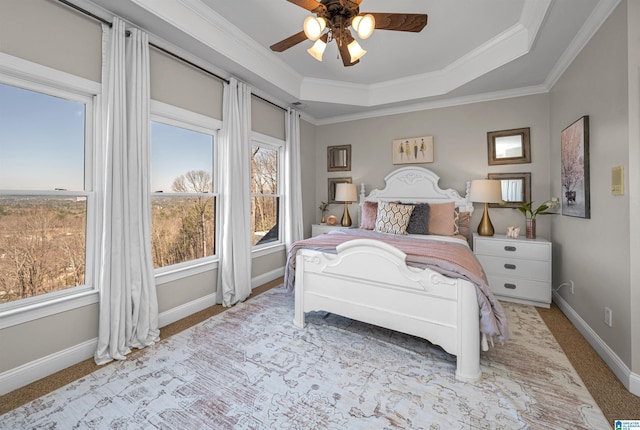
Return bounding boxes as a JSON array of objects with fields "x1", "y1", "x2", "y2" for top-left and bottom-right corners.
[
  {"x1": 561, "y1": 116, "x2": 590, "y2": 218},
  {"x1": 487, "y1": 127, "x2": 531, "y2": 165},
  {"x1": 487, "y1": 172, "x2": 531, "y2": 208},
  {"x1": 392, "y1": 136, "x2": 434, "y2": 164},
  {"x1": 328, "y1": 177, "x2": 352, "y2": 203},
  {"x1": 327, "y1": 145, "x2": 351, "y2": 171}
]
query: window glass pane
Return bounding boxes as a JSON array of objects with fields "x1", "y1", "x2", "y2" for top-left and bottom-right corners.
[
  {"x1": 151, "y1": 122, "x2": 213, "y2": 193},
  {"x1": 151, "y1": 195, "x2": 215, "y2": 268},
  {"x1": 0, "y1": 196, "x2": 87, "y2": 303},
  {"x1": 251, "y1": 146, "x2": 278, "y2": 194},
  {"x1": 252, "y1": 196, "x2": 279, "y2": 246},
  {"x1": 0, "y1": 83, "x2": 85, "y2": 190}
]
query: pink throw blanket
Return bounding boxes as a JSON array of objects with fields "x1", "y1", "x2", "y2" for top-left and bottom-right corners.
[{"x1": 286, "y1": 229, "x2": 508, "y2": 342}]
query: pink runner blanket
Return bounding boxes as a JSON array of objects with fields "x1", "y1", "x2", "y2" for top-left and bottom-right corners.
[{"x1": 286, "y1": 229, "x2": 508, "y2": 342}]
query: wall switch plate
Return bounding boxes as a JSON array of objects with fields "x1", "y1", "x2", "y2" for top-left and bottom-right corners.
[
  {"x1": 611, "y1": 166, "x2": 624, "y2": 195},
  {"x1": 605, "y1": 307, "x2": 613, "y2": 327}
]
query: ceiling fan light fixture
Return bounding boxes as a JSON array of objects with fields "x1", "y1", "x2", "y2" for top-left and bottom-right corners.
[
  {"x1": 352, "y1": 14, "x2": 375, "y2": 39},
  {"x1": 303, "y1": 16, "x2": 326, "y2": 41},
  {"x1": 307, "y1": 39, "x2": 326, "y2": 61},
  {"x1": 347, "y1": 39, "x2": 367, "y2": 62}
]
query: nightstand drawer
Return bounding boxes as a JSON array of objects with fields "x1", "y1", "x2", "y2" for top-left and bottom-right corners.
[
  {"x1": 474, "y1": 239, "x2": 549, "y2": 261},
  {"x1": 486, "y1": 274, "x2": 551, "y2": 303},
  {"x1": 476, "y1": 255, "x2": 550, "y2": 281}
]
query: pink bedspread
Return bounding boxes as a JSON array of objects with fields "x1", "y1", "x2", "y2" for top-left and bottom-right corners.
[{"x1": 286, "y1": 229, "x2": 508, "y2": 342}]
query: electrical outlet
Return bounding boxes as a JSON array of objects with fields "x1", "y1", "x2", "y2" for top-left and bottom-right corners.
[
  {"x1": 604, "y1": 307, "x2": 613, "y2": 327},
  {"x1": 570, "y1": 280, "x2": 575, "y2": 294}
]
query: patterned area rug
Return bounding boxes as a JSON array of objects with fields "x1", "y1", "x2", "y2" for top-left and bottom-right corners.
[{"x1": 2, "y1": 287, "x2": 609, "y2": 429}]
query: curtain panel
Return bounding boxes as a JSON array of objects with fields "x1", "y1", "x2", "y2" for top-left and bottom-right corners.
[{"x1": 95, "y1": 18, "x2": 159, "y2": 365}]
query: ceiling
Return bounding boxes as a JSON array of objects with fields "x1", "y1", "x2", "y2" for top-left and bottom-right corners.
[{"x1": 85, "y1": 0, "x2": 618, "y2": 124}]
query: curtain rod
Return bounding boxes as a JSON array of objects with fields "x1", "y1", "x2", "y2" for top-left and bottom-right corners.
[{"x1": 55, "y1": 0, "x2": 291, "y2": 112}]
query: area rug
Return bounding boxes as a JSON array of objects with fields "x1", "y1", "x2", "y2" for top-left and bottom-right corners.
[{"x1": 2, "y1": 287, "x2": 609, "y2": 429}]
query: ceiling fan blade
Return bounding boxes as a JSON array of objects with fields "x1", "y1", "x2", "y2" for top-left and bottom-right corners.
[
  {"x1": 287, "y1": 0, "x2": 324, "y2": 12},
  {"x1": 270, "y1": 31, "x2": 308, "y2": 52},
  {"x1": 367, "y1": 13, "x2": 428, "y2": 32},
  {"x1": 338, "y1": 30, "x2": 359, "y2": 67}
]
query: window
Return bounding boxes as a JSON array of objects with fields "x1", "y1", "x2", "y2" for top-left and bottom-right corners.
[
  {"x1": 0, "y1": 82, "x2": 94, "y2": 306},
  {"x1": 150, "y1": 119, "x2": 217, "y2": 269},
  {"x1": 251, "y1": 135, "x2": 283, "y2": 247}
]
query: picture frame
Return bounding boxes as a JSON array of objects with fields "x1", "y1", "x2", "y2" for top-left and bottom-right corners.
[
  {"x1": 487, "y1": 127, "x2": 531, "y2": 165},
  {"x1": 392, "y1": 136, "x2": 434, "y2": 164},
  {"x1": 328, "y1": 177, "x2": 352, "y2": 204},
  {"x1": 327, "y1": 145, "x2": 351, "y2": 172},
  {"x1": 487, "y1": 172, "x2": 531, "y2": 208},
  {"x1": 561, "y1": 116, "x2": 590, "y2": 218}
]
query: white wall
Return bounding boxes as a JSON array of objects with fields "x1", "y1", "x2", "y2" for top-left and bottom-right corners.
[{"x1": 549, "y1": 1, "x2": 632, "y2": 367}]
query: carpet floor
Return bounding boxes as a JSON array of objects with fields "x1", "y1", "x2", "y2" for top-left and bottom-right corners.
[{"x1": 0, "y1": 283, "x2": 612, "y2": 429}]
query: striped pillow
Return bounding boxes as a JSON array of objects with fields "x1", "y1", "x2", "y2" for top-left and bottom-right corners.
[{"x1": 374, "y1": 201, "x2": 415, "y2": 235}]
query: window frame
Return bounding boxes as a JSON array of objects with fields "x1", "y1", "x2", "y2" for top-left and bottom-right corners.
[
  {"x1": 0, "y1": 54, "x2": 100, "y2": 328},
  {"x1": 150, "y1": 101, "x2": 221, "y2": 285},
  {"x1": 250, "y1": 132, "x2": 285, "y2": 252}
]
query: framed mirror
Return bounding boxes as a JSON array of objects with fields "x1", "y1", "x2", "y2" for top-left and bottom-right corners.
[
  {"x1": 327, "y1": 145, "x2": 351, "y2": 172},
  {"x1": 488, "y1": 172, "x2": 531, "y2": 208},
  {"x1": 328, "y1": 177, "x2": 352, "y2": 203},
  {"x1": 487, "y1": 127, "x2": 531, "y2": 165}
]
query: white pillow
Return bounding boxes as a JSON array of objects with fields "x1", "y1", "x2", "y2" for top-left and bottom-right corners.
[{"x1": 374, "y1": 201, "x2": 415, "y2": 235}]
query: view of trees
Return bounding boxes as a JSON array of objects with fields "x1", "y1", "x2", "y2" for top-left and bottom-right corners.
[
  {"x1": 1, "y1": 152, "x2": 280, "y2": 303},
  {"x1": 251, "y1": 145, "x2": 279, "y2": 245},
  {"x1": 561, "y1": 120, "x2": 586, "y2": 204},
  {"x1": 0, "y1": 197, "x2": 86, "y2": 303}
]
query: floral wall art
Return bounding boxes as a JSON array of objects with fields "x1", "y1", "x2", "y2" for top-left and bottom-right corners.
[{"x1": 561, "y1": 116, "x2": 590, "y2": 218}]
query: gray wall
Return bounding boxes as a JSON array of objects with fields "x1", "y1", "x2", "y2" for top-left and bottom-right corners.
[
  {"x1": 315, "y1": 94, "x2": 552, "y2": 238},
  {"x1": 550, "y1": 1, "x2": 634, "y2": 369}
]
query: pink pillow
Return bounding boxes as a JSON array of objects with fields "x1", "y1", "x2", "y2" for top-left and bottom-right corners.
[
  {"x1": 428, "y1": 201, "x2": 456, "y2": 236},
  {"x1": 360, "y1": 201, "x2": 378, "y2": 230}
]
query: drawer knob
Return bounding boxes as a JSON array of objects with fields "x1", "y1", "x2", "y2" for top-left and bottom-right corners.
[
  {"x1": 504, "y1": 246, "x2": 517, "y2": 252},
  {"x1": 504, "y1": 263, "x2": 516, "y2": 270},
  {"x1": 504, "y1": 283, "x2": 517, "y2": 289}
]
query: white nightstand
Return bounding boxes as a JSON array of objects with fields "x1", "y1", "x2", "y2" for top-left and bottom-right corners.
[
  {"x1": 311, "y1": 224, "x2": 352, "y2": 237},
  {"x1": 473, "y1": 233, "x2": 552, "y2": 308}
]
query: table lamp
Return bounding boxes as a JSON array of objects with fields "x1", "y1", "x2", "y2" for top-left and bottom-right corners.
[
  {"x1": 469, "y1": 179, "x2": 503, "y2": 236},
  {"x1": 335, "y1": 183, "x2": 358, "y2": 227}
]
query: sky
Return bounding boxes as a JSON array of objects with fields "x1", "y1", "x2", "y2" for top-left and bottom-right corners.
[{"x1": 0, "y1": 83, "x2": 213, "y2": 193}]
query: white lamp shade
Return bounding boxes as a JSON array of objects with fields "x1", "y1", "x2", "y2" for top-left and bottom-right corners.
[
  {"x1": 303, "y1": 16, "x2": 326, "y2": 41},
  {"x1": 469, "y1": 179, "x2": 503, "y2": 203},
  {"x1": 347, "y1": 40, "x2": 367, "y2": 62},
  {"x1": 307, "y1": 39, "x2": 326, "y2": 61},
  {"x1": 352, "y1": 14, "x2": 375, "y2": 39},
  {"x1": 335, "y1": 183, "x2": 358, "y2": 202}
]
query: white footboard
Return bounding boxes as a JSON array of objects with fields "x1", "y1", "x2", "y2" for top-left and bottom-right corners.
[{"x1": 294, "y1": 239, "x2": 481, "y2": 382}]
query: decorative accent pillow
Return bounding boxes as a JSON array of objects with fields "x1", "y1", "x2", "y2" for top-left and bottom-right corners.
[
  {"x1": 454, "y1": 208, "x2": 472, "y2": 244},
  {"x1": 360, "y1": 201, "x2": 378, "y2": 230},
  {"x1": 404, "y1": 203, "x2": 430, "y2": 235},
  {"x1": 427, "y1": 201, "x2": 456, "y2": 236},
  {"x1": 374, "y1": 201, "x2": 415, "y2": 235}
]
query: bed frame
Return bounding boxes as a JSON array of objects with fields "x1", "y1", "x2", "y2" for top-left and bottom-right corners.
[{"x1": 293, "y1": 167, "x2": 484, "y2": 381}]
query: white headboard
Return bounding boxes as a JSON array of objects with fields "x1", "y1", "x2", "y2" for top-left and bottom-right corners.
[{"x1": 359, "y1": 166, "x2": 473, "y2": 219}]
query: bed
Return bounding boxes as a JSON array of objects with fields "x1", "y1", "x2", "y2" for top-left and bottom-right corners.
[{"x1": 286, "y1": 166, "x2": 507, "y2": 381}]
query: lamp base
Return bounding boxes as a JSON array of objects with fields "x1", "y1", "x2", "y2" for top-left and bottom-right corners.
[
  {"x1": 477, "y1": 203, "x2": 495, "y2": 236},
  {"x1": 341, "y1": 203, "x2": 352, "y2": 227}
]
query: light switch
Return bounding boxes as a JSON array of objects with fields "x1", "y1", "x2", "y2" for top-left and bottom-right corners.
[{"x1": 611, "y1": 165, "x2": 624, "y2": 195}]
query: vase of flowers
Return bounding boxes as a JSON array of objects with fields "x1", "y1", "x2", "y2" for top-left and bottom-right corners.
[
  {"x1": 516, "y1": 199, "x2": 558, "y2": 239},
  {"x1": 318, "y1": 201, "x2": 329, "y2": 224}
]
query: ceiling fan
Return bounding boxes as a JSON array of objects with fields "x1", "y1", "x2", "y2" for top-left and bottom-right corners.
[{"x1": 270, "y1": 0, "x2": 428, "y2": 67}]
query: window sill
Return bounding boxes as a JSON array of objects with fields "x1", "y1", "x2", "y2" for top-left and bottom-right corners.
[
  {"x1": 0, "y1": 289, "x2": 99, "y2": 330},
  {"x1": 252, "y1": 243, "x2": 286, "y2": 258},
  {"x1": 155, "y1": 259, "x2": 219, "y2": 286}
]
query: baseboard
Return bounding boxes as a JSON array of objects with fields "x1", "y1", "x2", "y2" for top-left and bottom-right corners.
[
  {"x1": 251, "y1": 267, "x2": 284, "y2": 289},
  {"x1": 157, "y1": 293, "x2": 217, "y2": 328},
  {"x1": 0, "y1": 338, "x2": 97, "y2": 396},
  {"x1": 553, "y1": 292, "x2": 640, "y2": 397}
]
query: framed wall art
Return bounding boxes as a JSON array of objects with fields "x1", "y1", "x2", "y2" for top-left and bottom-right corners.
[
  {"x1": 561, "y1": 116, "x2": 590, "y2": 218},
  {"x1": 392, "y1": 136, "x2": 434, "y2": 164},
  {"x1": 487, "y1": 127, "x2": 531, "y2": 165}
]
